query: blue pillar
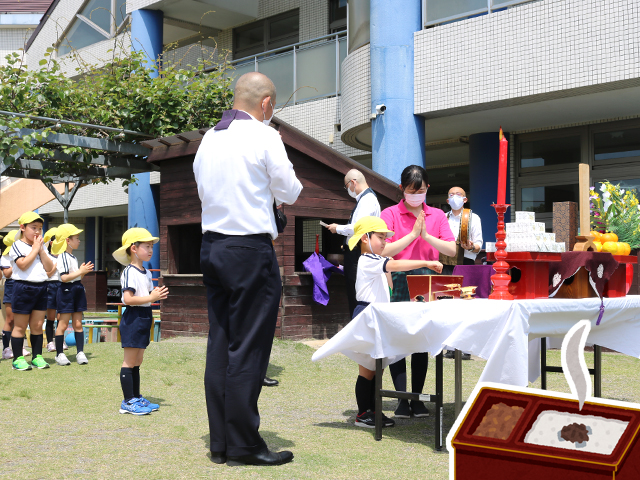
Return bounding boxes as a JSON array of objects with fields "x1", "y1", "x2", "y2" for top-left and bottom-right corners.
[
  {"x1": 370, "y1": 0, "x2": 424, "y2": 183},
  {"x1": 469, "y1": 132, "x2": 511, "y2": 244},
  {"x1": 129, "y1": 9, "x2": 162, "y2": 270},
  {"x1": 131, "y1": 9, "x2": 164, "y2": 77}
]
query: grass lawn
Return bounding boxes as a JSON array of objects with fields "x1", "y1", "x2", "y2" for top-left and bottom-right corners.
[{"x1": 1, "y1": 337, "x2": 639, "y2": 479}]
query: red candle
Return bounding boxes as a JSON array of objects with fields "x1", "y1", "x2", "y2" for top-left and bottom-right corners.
[{"x1": 497, "y1": 127, "x2": 508, "y2": 205}]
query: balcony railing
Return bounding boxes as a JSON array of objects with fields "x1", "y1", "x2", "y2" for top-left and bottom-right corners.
[
  {"x1": 229, "y1": 32, "x2": 347, "y2": 108},
  {"x1": 423, "y1": 0, "x2": 538, "y2": 27}
]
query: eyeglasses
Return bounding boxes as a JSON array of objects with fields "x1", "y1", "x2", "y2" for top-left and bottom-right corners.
[{"x1": 344, "y1": 179, "x2": 353, "y2": 190}]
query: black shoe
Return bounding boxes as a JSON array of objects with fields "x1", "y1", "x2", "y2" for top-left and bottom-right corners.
[
  {"x1": 263, "y1": 377, "x2": 279, "y2": 387},
  {"x1": 210, "y1": 451, "x2": 227, "y2": 464},
  {"x1": 227, "y1": 448, "x2": 293, "y2": 466},
  {"x1": 354, "y1": 410, "x2": 395, "y2": 428},
  {"x1": 461, "y1": 353, "x2": 472, "y2": 360},
  {"x1": 443, "y1": 350, "x2": 455, "y2": 359},
  {"x1": 410, "y1": 400, "x2": 430, "y2": 418},
  {"x1": 394, "y1": 399, "x2": 411, "y2": 419}
]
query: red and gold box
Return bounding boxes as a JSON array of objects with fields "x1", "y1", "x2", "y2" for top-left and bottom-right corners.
[
  {"x1": 450, "y1": 386, "x2": 640, "y2": 479},
  {"x1": 406, "y1": 275, "x2": 464, "y2": 302}
]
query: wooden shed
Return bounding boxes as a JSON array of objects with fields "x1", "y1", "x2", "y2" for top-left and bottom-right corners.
[{"x1": 145, "y1": 117, "x2": 400, "y2": 340}]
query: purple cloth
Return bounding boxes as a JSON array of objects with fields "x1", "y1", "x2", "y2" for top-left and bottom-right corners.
[
  {"x1": 213, "y1": 109, "x2": 252, "y2": 130},
  {"x1": 302, "y1": 252, "x2": 344, "y2": 306},
  {"x1": 452, "y1": 265, "x2": 495, "y2": 299}
]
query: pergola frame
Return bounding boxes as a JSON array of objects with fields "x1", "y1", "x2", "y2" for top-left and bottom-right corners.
[{"x1": 1, "y1": 121, "x2": 157, "y2": 223}]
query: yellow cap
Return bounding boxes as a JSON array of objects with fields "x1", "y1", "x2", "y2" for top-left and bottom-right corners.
[
  {"x1": 43, "y1": 227, "x2": 59, "y2": 243},
  {"x1": 112, "y1": 228, "x2": 159, "y2": 265},
  {"x1": 18, "y1": 211, "x2": 44, "y2": 226},
  {"x1": 2, "y1": 229, "x2": 19, "y2": 256},
  {"x1": 51, "y1": 224, "x2": 84, "y2": 255},
  {"x1": 347, "y1": 216, "x2": 394, "y2": 251}
]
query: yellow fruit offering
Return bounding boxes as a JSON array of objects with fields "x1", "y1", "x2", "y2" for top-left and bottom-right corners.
[
  {"x1": 601, "y1": 241, "x2": 619, "y2": 255},
  {"x1": 593, "y1": 241, "x2": 603, "y2": 252},
  {"x1": 601, "y1": 232, "x2": 618, "y2": 243},
  {"x1": 619, "y1": 242, "x2": 631, "y2": 255},
  {"x1": 590, "y1": 231, "x2": 602, "y2": 242}
]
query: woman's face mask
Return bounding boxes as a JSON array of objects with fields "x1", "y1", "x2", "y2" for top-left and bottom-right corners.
[{"x1": 404, "y1": 192, "x2": 426, "y2": 207}]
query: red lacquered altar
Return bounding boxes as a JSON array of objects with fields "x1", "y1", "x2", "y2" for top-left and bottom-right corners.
[{"x1": 486, "y1": 252, "x2": 636, "y2": 299}]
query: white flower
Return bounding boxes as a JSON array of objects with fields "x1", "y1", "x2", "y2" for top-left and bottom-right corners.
[
  {"x1": 597, "y1": 264, "x2": 604, "y2": 279},
  {"x1": 603, "y1": 191, "x2": 611, "y2": 200},
  {"x1": 553, "y1": 273, "x2": 562, "y2": 287},
  {"x1": 600, "y1": 184, "x2": 607, "y2": 192},
  {"x1": 620, "y1": 189, "x2": 625, "y2": 195},
  {"x1": 604, "y1": 200, "x2": 612, "y2": 211}
]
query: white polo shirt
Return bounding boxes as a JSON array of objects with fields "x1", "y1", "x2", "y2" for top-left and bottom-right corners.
[
  {"x1": 336, "y1": 189, "x2": 381, "y2": 238},
  {"x1": 193, "y1": 113, "x2": 303, "y2": 240},
  {"x1": 447, "y1": 210, "x2": 483, "y2": 261},
  {"x1": 57, "y1": 252, "x2": 80, "y2": 283},
  {"x1": 9, "y1": 239, "x2": 49, "y2": 282},
  {"x1": 355, "y1": 253, "x2": 391, "y2": 304},
  {"x1": 120, "y1": 265, "x2": 154, "y2": 307},
  {"x1": 1, "y1": 255, "x2": 11, "y2": 278}
]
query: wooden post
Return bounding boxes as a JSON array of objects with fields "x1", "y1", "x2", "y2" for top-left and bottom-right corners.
[{"x1": 573, "y1": 164, "x2": 596, "y2": 251}]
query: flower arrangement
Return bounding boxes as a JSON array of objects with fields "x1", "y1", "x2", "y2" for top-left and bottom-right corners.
[{"x1": 590, "y1": 181, "x2": 640, "y2": 249}]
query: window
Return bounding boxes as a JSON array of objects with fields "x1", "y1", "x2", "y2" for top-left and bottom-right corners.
[
  {"x1": 329, "y1": 0, "x2": 347, "y2": 33},
  {"x1": 520, "y1": 136, "x2": 581, "y2": 169},
  {"x1": 521, "y1": 184, "x2": 579, "y2": 214},
  {"x1": 233, "y1": 10, "x2": 299, "y2": 59},
  {"x1": 58, "y1": 0, "x2": 129, "y2": 56},
  {"x1": 594, "y1": 127, "x2": 640, "y2": 163}
]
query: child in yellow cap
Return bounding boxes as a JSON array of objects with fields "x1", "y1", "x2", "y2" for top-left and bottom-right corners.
[
  {"x1": 43, "y1": 227, "x2": 64, "y2": 353},
  {"x1": 347, "y1": 216, "x2": 442, "y2": 429},
  {"x1": 113, "y1": 228, "x2": 168, "y2": 415},
  {"x1": 51, "y1": 224, "x2": 94, "y2": 366},
  {"x1": 1, "y1": 230, "x2": 31, "y2": 360},
  {"x1": 8, "y1": 212, "x2": 55, "y2": 370}
]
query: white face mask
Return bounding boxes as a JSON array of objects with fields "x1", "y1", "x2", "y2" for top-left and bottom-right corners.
[
  {"x1": 404, "y1": 192, "x2": 426, "y2": 207},
  {"x1": 448, "y1": 195, "x2": 465, "y2": 211},
  {"x1": 347, "y1": 181, "x2": 358, "y2": 199},
  {"x1": 262, "y1": 99, "x2": 274, "y2": 126}
]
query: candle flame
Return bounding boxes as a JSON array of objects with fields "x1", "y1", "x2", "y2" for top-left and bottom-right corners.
[{"x1": 499, "y1": 127, "x2": 504, "y2": 141}]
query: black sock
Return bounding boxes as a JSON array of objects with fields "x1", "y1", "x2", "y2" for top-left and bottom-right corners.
[
  {"x1": 74, "y1": 331, "x2": 84, "y2": 353},
  {"x1": 55, "y1": 335, "x2": 64, "y2": 355},
  {"x1": 355, "y1": 375, "x2": 374, "y2": 415},
  {"x1": 11, "y1": 336, "x2": 24, "y2": 360},
  {"x1": 389, "y1": 358, "x2": 407, "y2": 392},
  {"x1": 2, "y1": 331, "x2": 10, "y2": 350},
  {"x1": 132, "y1": 366, "x2": 141, "y2": 398},
  {"x1": 411, "y1": 353, "x2": 429, "y2": 394},
  {"x1": 30, "y1": 334, "x2": 43, "y2": 357},
  {"x1": 45, "y1": 320, "x2": 55, "y2": 344},
  {"x1": 120, "y1": 367, "x2": 134, "y2": 401}
]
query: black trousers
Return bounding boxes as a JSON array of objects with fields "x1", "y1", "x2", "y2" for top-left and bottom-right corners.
[
  {"x1": 201, "y1": 232, "x2": 281, "y2": 457},
  {"x1": 343, "y1": 246, "x2": 361, "y2": 318}
]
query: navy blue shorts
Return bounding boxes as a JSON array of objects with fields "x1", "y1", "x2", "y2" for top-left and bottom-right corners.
[
  {"x1": 120, "y1": 306, "x2": 153, "y2": 349},
  {"x1": 352, "y1": 301, "x2": 370, "y2": 319},
  {"x1": 3, "y1": 278, "x2": 13, "y2": 305},
  {"x1": 12, "y1": 281, "x2": 48, "y2": 314},
  {"x1": 56, "y1": 282, "x2": 87, "y2": 314},
  {"x1": 47, "y1": 281, "x2": 61, "y2": 310}
]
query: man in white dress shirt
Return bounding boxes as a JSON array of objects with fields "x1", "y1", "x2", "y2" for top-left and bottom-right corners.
[
  {"x1": 193, "y1": 72, "x2": 302, "y2": 467},
  {"x1": 325, "y1": 169, "x2": 381, "y2": 317}
]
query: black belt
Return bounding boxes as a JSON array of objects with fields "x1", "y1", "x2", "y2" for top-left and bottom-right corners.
[
  {"x1": 14, "y1": 280, "x2": 46, "y2": 286},
  {"x1": 204, "y1": 231, "x2": 271, "y2": 239}
]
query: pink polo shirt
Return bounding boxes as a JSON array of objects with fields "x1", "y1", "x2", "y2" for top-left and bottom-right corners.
[{"x1": 380, "y1": 201, "x2": 455, "y2": 261}]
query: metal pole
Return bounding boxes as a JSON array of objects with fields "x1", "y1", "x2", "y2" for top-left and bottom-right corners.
[
  {"x1": 293, "y1": 46, "x2": 297, "y2": 105},
  {"x1": 64, "y1": 182, "x2": 69, "y2": 223},
  {"x1": 335, "y1": 34, "x2": 340, "y2": 95}
]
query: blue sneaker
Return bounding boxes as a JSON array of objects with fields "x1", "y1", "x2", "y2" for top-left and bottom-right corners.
[
  {"x1": 137, "y1": 396, "x2": 159, "y2": 411},
  {"x1": 119, "y1": 398, "x2": 152, "y2": 415}
]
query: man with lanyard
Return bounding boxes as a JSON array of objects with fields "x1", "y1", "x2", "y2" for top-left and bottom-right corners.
[
  {"x1": 194, "y1": 72, "x2": 302, "y2": 466},
  {"x1": 443, "y1": 186, "x2": 483, "y2": 360},
  {"x1": 325, "y1": 169, "x2": 381, "y2": 318}
]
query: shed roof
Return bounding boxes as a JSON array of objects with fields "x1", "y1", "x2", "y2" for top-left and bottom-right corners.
[
  {"x1": 144, "y1": 116, "x2": 401, "y2": 203},
  {"x1": 0, "y1": 0, "x2": 52, "y2": 13}
]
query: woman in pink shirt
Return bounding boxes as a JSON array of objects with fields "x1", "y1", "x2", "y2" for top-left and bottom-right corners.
[{"x1": 380, "y1": 165, "x2": 456, "y2": 420}]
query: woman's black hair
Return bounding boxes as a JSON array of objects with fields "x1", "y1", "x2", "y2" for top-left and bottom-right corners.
[{"x1": 400, "y1": 165, "x2": 429, "y2": 192}]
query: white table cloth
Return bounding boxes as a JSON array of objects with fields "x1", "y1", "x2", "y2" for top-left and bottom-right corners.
[{"x1": 312, "y1": 296, "x2": 640, "y2": 387}]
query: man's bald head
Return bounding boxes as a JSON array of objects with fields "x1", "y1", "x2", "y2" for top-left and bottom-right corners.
[
  {"x1": 344, "y1": 169, "x2": 365, "y2": 185},
  {"x1": 233, "y1": 72, "x2": 277, "y2": 111},
  {"x1": 449, "y1": 186, "x2": 466, "y2": 198}
]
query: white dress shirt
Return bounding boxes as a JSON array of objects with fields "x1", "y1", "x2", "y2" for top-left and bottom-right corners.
[
  {"x1": 447, "y1": 210, "x2": 483, "y2": 260},
  {"x1": 336, "y1": 188, "x2": 381, "y2": 238},
  {"x1": 355, "y1": 253, "x2": 391, "y2": 304},
  {"x1": 193, "y1": 112, "x2": 302, "y2": 239}
]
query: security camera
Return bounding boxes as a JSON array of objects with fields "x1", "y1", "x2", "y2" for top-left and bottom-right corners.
[{"x1": 376, "y1": 104, "x2": 386, "y2": 115}]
